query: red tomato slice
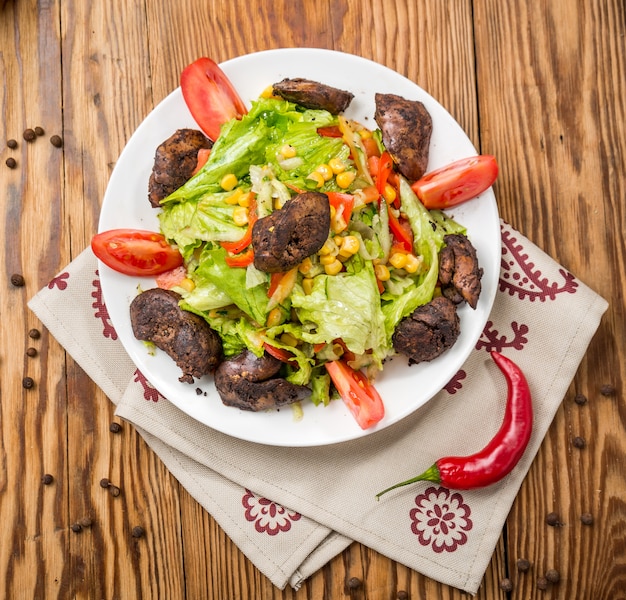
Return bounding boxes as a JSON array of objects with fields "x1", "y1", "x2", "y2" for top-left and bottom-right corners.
[
  {"x1": 181, "y1": 57, "x2": 248, "y2": 142},
  {"x1": 411, "y1": 155, "x2": 498, "y2": 209},
  {"x1": 263, "y1": 343, "x2": 297, "y2": 366},
  {"x1": 91, "y1": 229, "x2": 183, "y2": 277},
  {"x1": 156, "y1": 265, "x2": 188, "y2": 289},
  {"x1": 325, "y1": 360, "x2": 385, "y2": 430},
  {"x1": 317, "y1": 125, "x2": 343, "y2": 138}
]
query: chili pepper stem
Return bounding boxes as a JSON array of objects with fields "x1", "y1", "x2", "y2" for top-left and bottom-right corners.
[{"x1": 376, "y1": 463, "x2": 440, "y2": 500}]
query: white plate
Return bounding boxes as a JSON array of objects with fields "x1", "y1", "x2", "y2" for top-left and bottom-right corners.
[{"x1": 99, "y1": 48, "x2": 500, "y2": 447}]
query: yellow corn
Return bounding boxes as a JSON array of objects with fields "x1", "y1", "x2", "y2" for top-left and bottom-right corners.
[
  {"x1": 329, "y1": 157, "x2": 346, "y2": 174},
  {"x1": 280, "y1": 144, "x2": 297, "y2": 158},
  {"x1": 179, "y1": 277, "x2": 196, "y2": 292},
  {"x1": 232, "y1": 206, "x2": 249, "y2": 226},
  {"x1": 298, "y1": 257, "x2": 313, "y2": 274},
  {"x1": 324, "y1": 259, "x2": 343, "y2": 275},
  {"x1": 359, "y1": 128, "x2": 373, "y2": 139},
  {"x1": 238, "y1": 192, "x2": 252, "y2": 207},
  {"x1": 404, "y1": 253, "x2": 422, "y2": 274},
  {"x1": 306, "y1": 171, "x2": 325, "y2": 188},
  {"x1": 261, "y1": 85, "x2": 276, "y2": 98},
  {"x1": 315, "y1": 163, "x2": 334, "y2": 182},
  {"x1": 302, "y1": 277, "x2": 315, "y2": 295},
  {"x1": 280, "y1": 332, "x2": 299, "y2": 347},
  {"x1": 335, "y1": 170, "x2": 356, "y2": 189},
  {"x1": 374, "y1": 263, "x2": 391, "y2": 281},
  {"x1": 319, "y1": 253, "x2": 337, "y2": 265},
  {"x1": 389, "y1": 251, "x2": 408, "y2": 269},
  {"x1": 226, "y1": 188, "x2": 244, "y2": 205},
  {"x1": 337, "y1": 235, "x2": 359, "y2": 257},
  {"x1": 220, "y1": 173, "x2": 238, "y2": 191},
  {"x1": 318, "y1": 238, "x2": 337, "y2": 256},
  {"x1": 382, "y1": 183, "x2": 397, "y2": 204},
  {"x1": 266, "y1": 307, "x2": 284, "y2": 327}
]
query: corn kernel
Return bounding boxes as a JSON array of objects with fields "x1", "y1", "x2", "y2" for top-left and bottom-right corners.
[
  {"x1": 226, "y1": 188, "x2": 244, "y2": 204},
  {"x1": 261, "y1": 85, "x2": 276, "y2": 98},
  {"x1": 232, "y1": 206, "x2": 249, "y2": 226},
  {"x1": 306, "y1": 171, "x2": 325, "y2": 188},
  {"x1": 179, "y1": 277, "x2": 196, "y2": 292},
  {"x1": 280, "y1": 144, "x2": 297, "y2": 158},
  {"x1": 329, "y1": 157, "x2": 346, "y2": 174},
  {"x1": 319, "y1": 253, "x2": 337, "y2": 265},
  {"x1": 389, "y1": 252, "x2": 408, "y2": 269},
  {"x1": 302, "y1": 277, "x2": 315, "y2": 295},
  {"x1": 331, "y1": 211, "x2": 347, "y2": 234},
  {"x1": 299, "y1": 257, "x2": 313, "y2": 274},
  {"x1": 337, "y1": 235, "x2": 359, "y2": 257},
  {"x1": 359, "y1": 128, "x2": 373, "y2": 139},
  {"x1": 315, "y1": 163, "x2": 333, "y2": 181},
  {"x1": 374, "y1": 263, "x2": 391, "y2": 281},
  {"x1": 220, "y1": 173, "x2": 238, "y2": 191},
  {"x1": 318, "y1": 238, "x2": 337, "y2": 256},
  {"x1": 238, "y1": 192, "x2": 252, "y2": 207},
  {"x1": 404, "y1": 253, "x2": 422, "y2": 274},
  {"x1": 266, "y1": 307, "x2": 284, "y2": 327},
  {"x1": 382, "y1": 183, "x2": 397, "y2": 204},
  {"x1": 335, "y1": 170, "x2": 356, "y2": 189},
  {"x1": 324, "y1": 259, "x2": 343, "y2": 275}
]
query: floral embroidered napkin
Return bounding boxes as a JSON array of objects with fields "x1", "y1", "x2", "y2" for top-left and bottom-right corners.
[{"x1": 28, "y1": 221, "x2": 608, "y2": 593}]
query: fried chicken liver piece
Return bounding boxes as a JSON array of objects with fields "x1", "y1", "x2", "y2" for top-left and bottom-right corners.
[
  {"x1": 438, "y1": 234, "x2": 483, "y2": 309},
  {"x1": 272, "y1": 78, "x2": 354, "y2": 114}
]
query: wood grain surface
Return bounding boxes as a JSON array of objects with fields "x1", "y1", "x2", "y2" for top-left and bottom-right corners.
[{"x1": 1, "y1": 0, "x2": 624, "y2": 598}]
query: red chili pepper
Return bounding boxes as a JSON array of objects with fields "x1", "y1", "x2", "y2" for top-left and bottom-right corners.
[{"x1": 376, "y1": 351, "x2": 533, "y2": 498}]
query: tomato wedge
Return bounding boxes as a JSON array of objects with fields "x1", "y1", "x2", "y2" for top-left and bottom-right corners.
[
  {"x1": 411, "y1": 155, "x2": 498, "y2": 209},
  {"x1": 325, "y1": 360, "x2": 385, "y2": 430},
  {"x1": 181, "y1": 57, "x2": 248, "y2": 142},
  {"x1": 91, "y1": 229, "x2": 183, "y2": 276}
]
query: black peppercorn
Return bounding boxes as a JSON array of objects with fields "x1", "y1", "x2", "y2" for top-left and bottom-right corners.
[
  {"x1": 131, "y1": 526, "x2": 145, "y2": 538},
  {"x1": 26, "y1": 347, "x2": 37, "y2": 357},
  {"x1": 574, "y1": 393, "x2": 587, "y2": 405},
  {"x1": 50, "y1": 134, "x2": 63, "y2": 148},
  {"x1": 6, "y1": 157, "x2": 17, "y2": 169},
  {"x1": 10, "y1": 273, "x2": 25, "y2": 287},
  {"x1": 600, "y1": 384, "x2": 616, "y2": 396},
  {"x1": 23, "y1": 128, "x2": 36, "y2": 142},
  {"x1": 109, "y1": 422, "x2": 122, "y2": 433},
  {"x1": 545, "y1": 569, "x2": 560, "y2": 583},
  {"x1": 29, "y1": 328, "x2": 41, "y2": 339},
  {"x1": 41, "y1": 473, "x2": 54, "y2": 485},
  {"x1": 22, "y1": 376, "x2": 35, "y2": 389},
  {"x1": 546, "y1": 512, "x2": 561, "y2": 526},
  {"x1": 516, "y1": 558, "x2": 531, "y2": 572},
  {"x1": 7, "y1": 139, "x2": 18, "y2": 149},
  {"x1": 99, "y1": 477, "x2": 110, "y2": 488},
  {"x1": 110, "y1": 485, "x2": 121, "y2": 497},
  {"x1": 34, "y1": 126, "x2": 45, "y2": 136},
  {"x1": 536, "y1": 576, "x2": 548, "y2": 590},
  {"x1": 70, "y1": 523, "x2": 82, "y2": 533},
  {"x1": 581, "y1": 512, "x2": 594, "y2": 525},
  {"x1": 499, "y1": 578, "x2": 513, "y2": 592}
]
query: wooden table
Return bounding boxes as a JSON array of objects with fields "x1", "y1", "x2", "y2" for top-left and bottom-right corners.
[{"x1": 1, "y1": 1, "x2": 624, "y2": 598}]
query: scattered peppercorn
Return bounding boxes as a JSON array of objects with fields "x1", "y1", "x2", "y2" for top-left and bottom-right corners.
[
  {"x1": 6, "y1": 157, "x2": 17, "y2": 169},
  {"x1": 396, "y1": 591, "x2": 409, "y2": 600},
  {"x1": 109, "y1": 422, "x2": 122, "y2": 433},
  {"x1": 545, "y1": 569, "x2": 560, "y2": 583},
  {"x1": 110, "y1": 485, "x2": 121, "y2": 497},
  {"x1": 516, "y1": 558, "x2": 531, "y2": 572},
  {"x1": 7, "y1": 138, "x2": 18, "y2": 149},
  {"x1": 600, "y1": 384, "x2": 616, "y2": 397},
  {"x1": 50, "y1": 134, "x2": 63, "y2": 148},
  {"x1": 70, "y1": 523, "x2": 82, "y2": 533},
  {"x1": 346, "y1": 577, "x2": 362, "y2": 590},
  {"x1": 22, "y1": 376, "x2": 35, "y2": 389},
  {"x1": 499, "y1": 578, "x2": 513, "y2": 592},
  {"x1": 131, "y1": 526, "x2": 145, "y2": 538},
  {"x1": 26, "y1": 347, "x2": 37, "y2": 357},
  {"x1": 10, "y1": 273, "x2": 25, "y2": 287},
  {"x1": 41, "y1": 473, "x2": 54, "y2": 485},
  {"x1": 546, "y1": 512, "x2": 562, "y2": 527},
  {"x1": 34, "y1": 126, "x2": 45, "y2": 136},
  {"x1": 29, "y1": 328, "x2": 41, "y2": 339},
  {"x1": 572, "y1": 436, "x2": 586, "y2": 449},
  {"x1": 79, "y1": 517, "x2": 93, "y2": 528},
  {"x1": 536, "y1": 576, "x2": 548, "y2": 590},
  {"x1": 99, "y1": 477, "x2": 110, "y2": 488},
  {"x1": 23, "y1": 128, "x2": 36, "y2": 142},
  {"x1": 574, "y1": 393, "x2": 588, "y2": 405},
  {"x1": 581, "y1": 512, "x2": 594, "y2": 525}
]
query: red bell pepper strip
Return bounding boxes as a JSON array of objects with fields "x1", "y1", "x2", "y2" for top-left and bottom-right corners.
[
  {"x1": 220, "y1": 196, "x2": 258, "y2": 255},
  {"x1": 317, "y1": 125, "x2": 343, "y2": 138},
  {"x1": 326, "y1": 192, "x2": 355, "y2": 224},
  {"x1": 263, "y1": 342, "x2": 297, "y2": 366},
  {"x1": 191, "y1": 148, "x2": 211, "y2": 176},
  {"x1": 376, "y1": 351, "x2": 533, "y2": 497},
  {"x1": 224, "y1": 247, "x2": 254, "y2": 267},
  {"x1": 376, "y1": 151, "x2": 394, "y2": 195},
  {"x1": 325, "y1": 359, "x2": 385, "y2": 430},
  {"x1": 387, "y1": 210, "x2": 413, "y2": 252}
]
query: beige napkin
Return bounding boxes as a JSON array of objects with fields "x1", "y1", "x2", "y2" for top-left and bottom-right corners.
[{"x1": 28, "y1": 221, "x2": 608, "y2": 593}]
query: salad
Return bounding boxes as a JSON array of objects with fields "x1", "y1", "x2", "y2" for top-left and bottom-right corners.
[{"x1": 93, "y1": 57, "x2": 498, "y2": 431}]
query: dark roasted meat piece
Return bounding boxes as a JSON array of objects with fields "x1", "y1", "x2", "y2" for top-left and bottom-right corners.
[
  {"x1": 252, "y1": 191, "x2": 331, "y2": 273},
  {"x1": 130, "y1": 288, "x2": 223, "y2": 383},
  {"x1": 438, "y1": 234, "x2": 483, "y2": 309},
  {"x1": 392, "y1": 296, "x2": 461, "y2": 365},
  {"x1": 374, "y1": 93, "x2": 433, "y2": 181},
  {"x1": 214, "y1": 349, "x2": 310, "y2": 411},
  {"x1": 148, "y1": 128, "x2": 212, "y2": 207},
  {"x1": 272, "y1": 78, "x2": 354, "y2": 114}
]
